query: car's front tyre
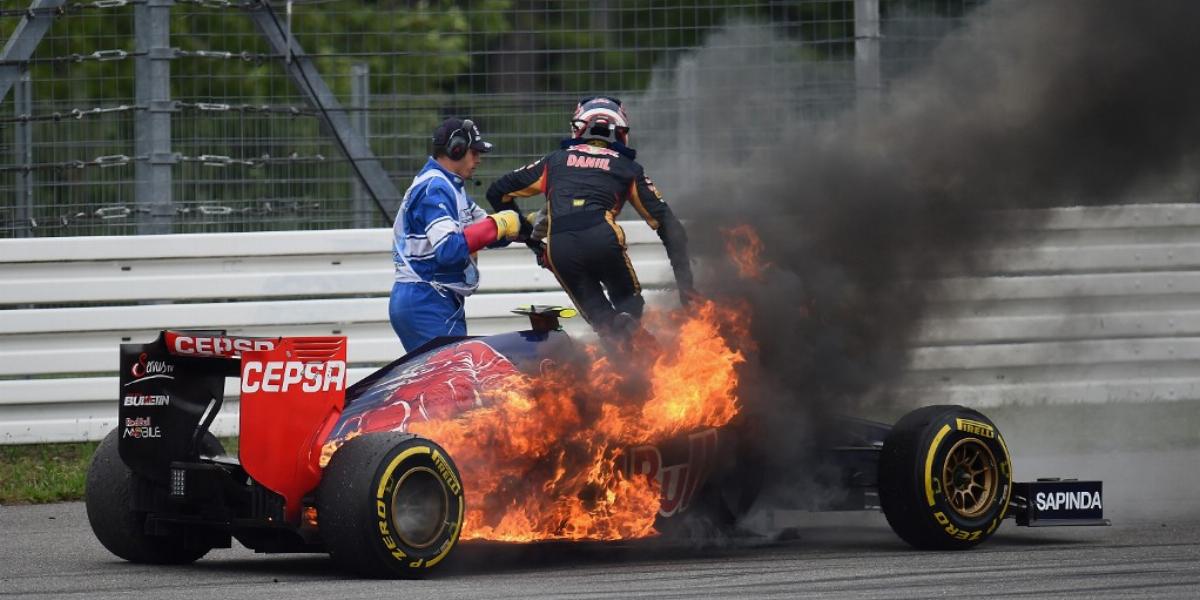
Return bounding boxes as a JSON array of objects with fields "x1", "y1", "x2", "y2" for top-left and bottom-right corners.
[{"x1": 878, "y1": 405, "x2": 1013, "y2": 550}]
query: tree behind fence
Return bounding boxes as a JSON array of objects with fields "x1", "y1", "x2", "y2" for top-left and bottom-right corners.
[{"x1": 0, "y1": 0, "x2": 983, "y2": 237}]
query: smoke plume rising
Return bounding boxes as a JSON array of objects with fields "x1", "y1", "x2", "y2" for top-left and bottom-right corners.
[{"x1": 632, "y1": 1, "x2": 1200, "y2": 506}]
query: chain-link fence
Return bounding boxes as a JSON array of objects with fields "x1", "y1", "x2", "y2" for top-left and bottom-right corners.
[{"x1": 0, "y1": 0, "x2": 984, "y2": 237}]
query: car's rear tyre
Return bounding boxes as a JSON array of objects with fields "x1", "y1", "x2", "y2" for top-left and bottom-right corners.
[
  {"x1": 85, "y1": 428, "x2": 221, "y2": 564},
  {"x1": 317, "y1": 433, "x2": 465, "y2": 578},
  {"x1": 878, "y1": 405, "x2": 1012, "y2": 550}
]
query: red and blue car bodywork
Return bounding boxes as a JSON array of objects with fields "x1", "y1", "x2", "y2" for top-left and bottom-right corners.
[{"x1": 90, "y1": 307, "x2": 1107, "y2": 578}]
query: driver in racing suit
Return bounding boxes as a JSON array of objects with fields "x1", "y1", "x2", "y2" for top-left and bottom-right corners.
[{"x1": 485, "y1": 96, "x2": 695, "y2": 339}]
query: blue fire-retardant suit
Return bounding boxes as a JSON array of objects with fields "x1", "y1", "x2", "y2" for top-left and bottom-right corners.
[{"x1": 390, "y1": 158, "x2": 489, "y2": 352}]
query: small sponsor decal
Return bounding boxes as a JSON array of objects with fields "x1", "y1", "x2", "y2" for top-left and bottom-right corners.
[
  {"x1": 122, "y1": 393, "x2": 170, "y2": 407},
  {"x1": 566, "y1": 154, "x2": 611, "y2": 171},
  {"x1": 1035, "y1": 490, "x2": 1102, "y2": 511},
  {"x1": 241, "y1": 360, "x2": 347, "y2": 393},
  {"x1": 955, "y1": 418, "x2": 995, "y2": 438},
  {"x1": 643, "y1": 176, "x2": 663, "y2": 199},
  {"x1": 933, "y1": 510, "x2": 983, "y2": 541},
  {"x1": 1014, "y1": 480, "x2": 1103, "y2": 525},
  {"x1": 432, "y1": 450, "x2": 463, "y2": 495},
  {"x1": 171, "y1": 335, "x2": 275, "y2": 357},
  {"x1": 376, "y1": 497, "x2": 406, "y2": 560},
  {"x1": 628, "y1": 428, "x2": 719, "y2": 517},
  {"x1": 516, "y1": 158, "x2": 543, "y2": 171},
  {"x1": 130, "y1": 352, "x2": 174, "y2": 379},
  {"x1": 122, "y1": 416, "x2": 161, "y2": 439},
  {"x1": 568, "y1": 143, "x2": 620, "y2": 157},
  {"x1": 125, "y1": 352, "x2": 175, "y2": 386}
]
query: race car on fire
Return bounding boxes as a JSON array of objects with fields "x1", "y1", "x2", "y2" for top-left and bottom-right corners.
[{"x1": 87, "y1": 305, "x2": 1107, "y2": 579}]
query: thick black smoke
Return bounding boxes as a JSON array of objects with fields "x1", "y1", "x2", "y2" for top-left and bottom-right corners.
[{"x1": 636, "y1": 1, "x2": 1200, "y2": 505}]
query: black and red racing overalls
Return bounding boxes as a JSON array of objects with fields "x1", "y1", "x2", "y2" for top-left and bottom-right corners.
[{"x1": 486, "y1": 140, "x2": 694, "y2": 333}]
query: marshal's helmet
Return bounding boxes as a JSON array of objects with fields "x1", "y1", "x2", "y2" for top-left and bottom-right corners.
[{"x1": 570, "y1": 95, "x2": 629, "y2": 145}]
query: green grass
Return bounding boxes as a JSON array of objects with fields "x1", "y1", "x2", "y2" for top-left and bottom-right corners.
[
  {"x1": 0, "y1": 441, "x2": 99, "y2": 505},
  {"x1": 0, "y1": 437, "x2": 238, "y2": 505}
]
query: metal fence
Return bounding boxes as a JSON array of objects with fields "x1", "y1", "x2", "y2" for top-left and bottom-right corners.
[{"x1": 0, "y1": 0, "x2": 983, "y2": 237}]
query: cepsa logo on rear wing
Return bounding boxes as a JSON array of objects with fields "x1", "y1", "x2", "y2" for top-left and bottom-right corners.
[
  {"x1": 161, "y1": 331, "x2": 348, "y2": 392},
  {"x1": 165, "y1": 331, "x2": 278, "y2": 358},
  {"x1": 241, "y1": 360, "x2": 347, "y2": 393}
]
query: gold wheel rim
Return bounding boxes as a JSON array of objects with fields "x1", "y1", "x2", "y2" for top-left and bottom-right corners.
[{"x1": 940, "y1": 438, "x2": 998, "y2": 519}]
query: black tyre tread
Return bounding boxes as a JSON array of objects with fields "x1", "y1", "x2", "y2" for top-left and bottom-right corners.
[
  {"x1": 878, "y1": 405, "x2": 1005, "y2": 550},
  {"x1": 318, "y1": 432, "x2": 462, "y2": 579},
  {"x1": 85, "y1": 428, "x2": 217, "y2": 564},
  {"x1": 879, "y1": 406, "x2": 957, "y2": 549},
  {"x1": 318, "y1": 432, "x2": 410, "y2": 577}
]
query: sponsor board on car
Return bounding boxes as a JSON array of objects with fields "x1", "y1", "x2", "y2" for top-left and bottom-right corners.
[
  {"x1": 241, "y1": 360, "x2": 347, "y2": 393},
  {"x1": 123, "y1": 393, "x2": 170, "y2": 407},
  {"x1": 1014, "y1": 480, "x2": 1106, "y2": 526},
  {"x1": 122, "y1": 416, "x2": 162, "y2": 439},
  {"x1": 169, "y1": 334, "x2": 277, "y2": 358}
]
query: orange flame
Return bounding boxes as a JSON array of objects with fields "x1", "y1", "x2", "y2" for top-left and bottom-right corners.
[
  {"x1": 408, "y1": 300, "x2": 746, "y2": 542},
  {"x1": 723, "y1": 224, "x2": 770, "y2": 281}
]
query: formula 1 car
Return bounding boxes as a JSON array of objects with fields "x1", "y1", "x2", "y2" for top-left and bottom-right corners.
[{"x1": 85, "y1": 306, "x2": 1107, "y2": 578}]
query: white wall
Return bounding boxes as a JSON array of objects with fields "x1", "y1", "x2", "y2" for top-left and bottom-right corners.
[{"x1": 4, "y1": 204, "x2": 1200, "y2": 443}]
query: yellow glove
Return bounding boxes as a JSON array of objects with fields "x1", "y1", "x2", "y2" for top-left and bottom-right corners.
[{"x1": 488, "y1": 210, "x2": 522, "y2": 241}]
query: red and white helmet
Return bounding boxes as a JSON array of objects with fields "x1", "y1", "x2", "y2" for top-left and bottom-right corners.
[{"x1": 570, "y1": 96, "x2": 629, "y2": 145}]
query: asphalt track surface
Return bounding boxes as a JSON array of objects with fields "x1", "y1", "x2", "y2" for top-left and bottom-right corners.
[{"x1": 2, "y1": 495, "x2": 1198, "y2": 600}]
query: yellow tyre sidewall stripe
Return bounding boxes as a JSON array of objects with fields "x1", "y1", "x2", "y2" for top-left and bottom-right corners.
[
  {"x1": 374, "y1": 444, "x2": 464, "y2": 569},
  {"x1": 924, "y1": 424, "x2": 952, "y2": 507}
]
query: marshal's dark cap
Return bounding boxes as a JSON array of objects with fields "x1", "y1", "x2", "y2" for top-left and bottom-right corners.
[{"x1": 431, "y1": 117, "x2": 493, "y2": 153}]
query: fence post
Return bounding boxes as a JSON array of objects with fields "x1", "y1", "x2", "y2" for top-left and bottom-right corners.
[
  {"x1": 134, "y1": 0, "x2": 174, "y2": 234},
  {"x1": 0, "y1": 0, "x2": 68, "y2": 105},
  {"x1": 351, "y1": 62, "x2": 371, "y2": 228},
  {"x1": 854, "y1": 0, "x2": 882, "y2": 116},
  {"x1": 14, "y1": 68, "x2": 33, "y2": 237},
  {"x1": 247, "y1": 6, "x2": 401, "y2": 221}
]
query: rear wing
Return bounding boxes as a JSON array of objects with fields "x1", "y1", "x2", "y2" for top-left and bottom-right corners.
[{"x1": 119, "y1": 330, "x2": 347, "y2": 523}]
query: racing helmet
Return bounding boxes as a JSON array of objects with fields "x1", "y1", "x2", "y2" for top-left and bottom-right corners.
[{"x1": 570, "y1": 95, "x2": 629, "y2": 145}]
